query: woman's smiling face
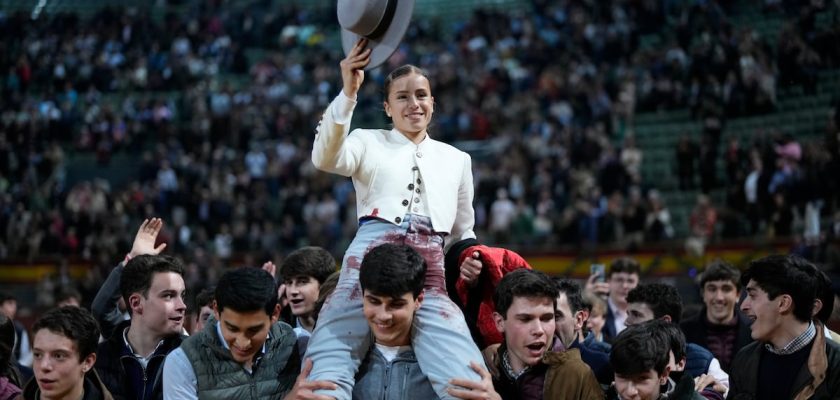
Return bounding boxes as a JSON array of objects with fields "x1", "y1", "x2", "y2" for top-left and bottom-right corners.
[{"x1": 383, "y1": 72, "x2": 434, "y2": 141}]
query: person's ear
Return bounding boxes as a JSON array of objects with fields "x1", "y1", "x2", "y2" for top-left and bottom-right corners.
[
  {"x1": 662, "y1": 314, "x2": 672, "y2": 323},
  {"x1": 415, "y1": 290, "x2": 425, "y2": 311},
  {"x1": 813, "y1": 298, "x2": 823, "y2": 317},
  {"x1": 82, "y1": 352, "x2": 96, "y2": 374},
  {"x1": 493, "y1": 311, "x2": 505, "y2": 334},
  {"x1": 677, "y1": 357, "x2": 687, "y2": 372},
  {"x1": 574, "y1": 309, "x2": 589, "y2": 331},
  {"x1": 778, "y1": 294, "x2": 794, "y2": 315},
  {"x1": 660, "y1": 365, "x2": 672, "y2": 385},
  {"x1": 271, "y1": 303, "x2": 281, "y2": 323},
  {"x1": 213, "y1": 300, "x2": 220, "y2": 321},
  {"x1": 383, "y1": 101, "x2": 392, "y2": 118},
  {"x1": 128, "y1": 293, "x2": 143, "y2": 315}
]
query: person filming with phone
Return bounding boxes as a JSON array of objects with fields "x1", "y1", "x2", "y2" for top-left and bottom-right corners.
[{"x1": 585, "y1": 258, "x2": 641, "y2": 343}]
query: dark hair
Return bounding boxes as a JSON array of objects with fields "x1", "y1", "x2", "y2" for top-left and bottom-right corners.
[
  {"x1": 611, "y1": 321, "x2": 670, "y2": 376},
  {"x1": 700, "y1": 261, "x2": 741, "y2": 291},
  {"x1": 554, "y1": 278, "x2": 585, "y2": 313},
  {"x1": 608, "y1": 257, "x2": 641, "y2": 278},
  {"x1": 279, "y1": 247, "x2": 337, "y2": 285},
  {"x1": 215, "y1": 267, "x2": 278, "y2": 316},
  {"x1": 55, "y1": 287, "x2": 82, "y2": 305},
  {"x1": 359, "y1": 243, "x2": 426, "y2": 299},
  {"x1": 32, "y1": 306, "x2": 100, "y2": 362},
  {"x1": 195, "y1": 286, "x2": 216, "y2": 310},
  {"x1": 383, "y1": 64, "x2": 429, "y2": 101},
  {"x1": 314, "y1": 271, "x2": 341, "y2": 323},
  {"x1": 0, "y1": 292, "x2": 15, "y2": 304},
  {"x1": 0, "y1": 314, "x2": 20, "y2": 386},
  {"x1": 120, "y1": 254, "x2": 185, "y2": 315},
  {"x1": 494, "y1": 269, "x2": 557, "y2": 318},
  {"x1": 627, "y1": 283, "x2": 684, "y2": 323},
  {"x1": 741, "y1": 255, "x2": 818, "y2": 323},
  {"x1": 657, "y1": 320, "x2": 687, "y2": 363}
]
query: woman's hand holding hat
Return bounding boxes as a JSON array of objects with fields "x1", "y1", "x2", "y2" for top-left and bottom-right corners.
[
  {"x1": 340, "y1": 38, "x2": 371, "y2": 99},
  {"x1": 338, "y1": 0, "x2": 415, "y2": 70}
]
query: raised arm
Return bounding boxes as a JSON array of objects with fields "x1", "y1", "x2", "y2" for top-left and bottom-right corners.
[
  {"x1": 91, "y1": 218, "x2": 168, "y2": 338},
  {"x1": 311, "y1": 38, "x2": 371, "y2": 176}
]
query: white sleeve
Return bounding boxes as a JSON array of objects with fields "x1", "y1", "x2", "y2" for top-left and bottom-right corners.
[
  {"x1": 445, "y1": 152, "x2": 477, "y2": 251},
  {"x1": 311, "y1": 93, "x2": 365, "y2": 177},
  {"x1": 708, "y1": 356, "x2": 729, "y2": 397},
  {"x1": 162, "y1": 347, "x2": 198, "y2": 400},
  {"x1": 331, "y1": 91, "x2": 357, "y2": 124}
]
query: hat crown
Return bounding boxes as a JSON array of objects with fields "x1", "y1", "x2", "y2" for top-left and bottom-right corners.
[{"x1": 337, "y1": 0, "x2": 392, "y2": 37}]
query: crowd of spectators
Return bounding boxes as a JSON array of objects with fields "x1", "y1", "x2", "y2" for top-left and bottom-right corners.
[{"x1": 1, "y1": 0, "x2": 840, "y2": 295}]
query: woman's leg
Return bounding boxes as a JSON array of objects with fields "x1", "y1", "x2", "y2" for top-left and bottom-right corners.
[
  {"x1": 304, "y1": 221, "x2": 399, "y2": 399},
  {"x1": 413, "y1": 289, "x2": 485, "y2": 399},
  {"x1": 405, "y1": 216, "x2": 484, "y2": 399}
]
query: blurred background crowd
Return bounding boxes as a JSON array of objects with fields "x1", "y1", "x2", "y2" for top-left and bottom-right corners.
[{"x1": 0, "y1": 0, "x2": 839, "y2": 311}]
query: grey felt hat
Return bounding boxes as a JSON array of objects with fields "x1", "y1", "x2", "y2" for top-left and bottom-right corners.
[{"x1": 338, "y1": 0, "x2": 415, "y2": 70}]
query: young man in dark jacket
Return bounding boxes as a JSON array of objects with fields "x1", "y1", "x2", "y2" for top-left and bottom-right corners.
[
  {"x1": 607, "y1": 320, "x2": 706, "y2": 400},
  {"x1": 491, "y1": 269, "x2": 603, "y2": 399},
  {"x1": 680, "y1": 261, "x2": 753, "y2": 373},
  {"x1": 24, "y1": 306, "x2": 113, "y2": 400},
  {"x1": 728, "y1": 255, "x2": 840, "y2": 399},
  {"x1": 625, "y1": 283, "x2": 729, "y2": 391},
  {"x1": 90, "y1": 218, "x2": 185, "y2": 400},
  {"x1": 94, "y1": 252, "x2": 186, "y2": 400}
]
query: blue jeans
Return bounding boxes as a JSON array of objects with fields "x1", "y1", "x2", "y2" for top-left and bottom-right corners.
[{"x1": 304, "y1": 215, "x2": 483, "y2": 399}]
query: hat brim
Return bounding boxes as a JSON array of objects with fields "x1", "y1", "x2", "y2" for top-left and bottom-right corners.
[{"x1": 341, "y1": 0, "x2": 415, "y2": 71}]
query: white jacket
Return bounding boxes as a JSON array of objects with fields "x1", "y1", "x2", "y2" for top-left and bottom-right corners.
[{"x1": 312, "y1": 93, "x2": 476, "y2": 248}]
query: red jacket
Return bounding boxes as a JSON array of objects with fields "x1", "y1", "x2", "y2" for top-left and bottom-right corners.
[{"x1": 455, "y1": 244, "x2": 531, "y2": 346}]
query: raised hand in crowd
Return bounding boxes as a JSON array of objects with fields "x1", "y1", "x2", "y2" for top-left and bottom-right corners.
[
  {"x1": 584, "y1": 271, "x2": 609, "y2": 299},
  {"x1": 262, "y1": 260, "x2": 291, "y2": 309},
  {"x1": 92, "y1": 217, "x2": 169, "y2": 339},
  {"x1": 339, "y1": 38, "x2": 370, "y2": 98},
  {"x1": 127, "y1": 218, "x2": 168, "y2": 261},
  {"x1": 262, "y1": 260, "x2": 277, "y2": 278}
]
